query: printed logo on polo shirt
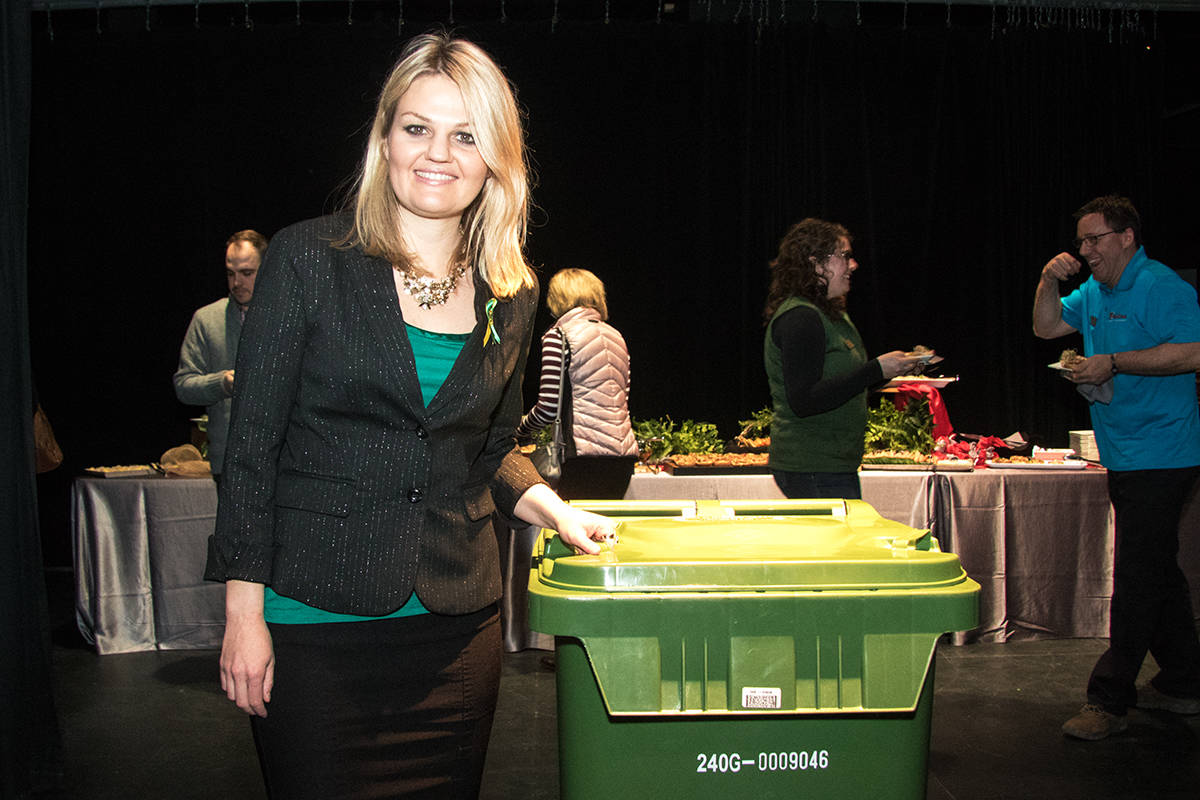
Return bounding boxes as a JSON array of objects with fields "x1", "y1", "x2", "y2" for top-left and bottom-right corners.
[
  {"x1": 1089, "y1": 316, "x2": 1098, "y2": 327},
  {"x1": 1108, "y1": 312, "x2": 1128, "y2": 321}
]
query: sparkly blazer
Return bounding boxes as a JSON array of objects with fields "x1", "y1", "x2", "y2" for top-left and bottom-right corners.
[{"x1": 204, "y1": 214, "x2": 544, "y2": 616}]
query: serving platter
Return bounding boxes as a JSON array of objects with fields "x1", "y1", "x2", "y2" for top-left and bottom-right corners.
[
  {"x1": 669, "y1": 464, "x2": 772, "y2": 475},
  {"x1": 984, "y1": 460, "x2": 1087, "y2": 470},
  {"x1": 860, "y1": 463, "x2": 934, "y2": 471},
  {"x1": 84, "y1": 465, "x2": 159, "y2": 478},
  {"x1": 861, "y1": 459, "x2": 974, "y2": 472},
  {"x1": 932, "y1": 459, "x2": 975, "y2": 471}
]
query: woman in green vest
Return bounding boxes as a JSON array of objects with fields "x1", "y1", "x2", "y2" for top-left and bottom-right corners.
[{"x1": 763, "y1": 218, "x2": 923, "y2": 499}]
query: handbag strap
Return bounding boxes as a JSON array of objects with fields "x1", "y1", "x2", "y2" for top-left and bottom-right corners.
[{"x1": 551, "y1": 329, "x2": 571, "y2": 450}]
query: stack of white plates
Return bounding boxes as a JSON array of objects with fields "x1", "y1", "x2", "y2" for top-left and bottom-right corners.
[{"x1": 1069, "y1": 430, "x2": 1100, "y2": 462}]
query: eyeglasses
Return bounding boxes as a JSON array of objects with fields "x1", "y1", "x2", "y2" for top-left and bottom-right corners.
[
  {"x1": 1073, "y1": 230, "x2": 1118, "y2": 250},
  {"x1": 828, "y1": 249, "x2": 855, "y2": 262}
]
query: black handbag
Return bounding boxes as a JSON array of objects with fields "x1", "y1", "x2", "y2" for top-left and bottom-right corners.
[{"x1": 529, "y1": 333, "x2": 573, "y2": 486}]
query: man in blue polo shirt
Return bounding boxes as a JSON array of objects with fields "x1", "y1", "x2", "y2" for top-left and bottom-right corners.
[{"x1": 1034, "y1": 195, "x2": 1200, "y2": 740}]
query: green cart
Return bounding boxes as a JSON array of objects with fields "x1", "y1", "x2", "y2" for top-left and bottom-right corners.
[{"x1": 528, "y1": 499, "x2": 980, "y2": 800}]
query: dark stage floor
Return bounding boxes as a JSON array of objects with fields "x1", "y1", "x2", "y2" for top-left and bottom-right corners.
[{"x1": 40, "y1": 570, "x2": 1199, "y2": 799}]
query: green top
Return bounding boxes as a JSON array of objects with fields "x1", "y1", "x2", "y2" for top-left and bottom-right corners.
[
  {"x1": 263, "y1": 324, "x2": 470, "y2": 624},
  {"x1": 764, "y1": 296, "x2": 868, "y2": 473}
]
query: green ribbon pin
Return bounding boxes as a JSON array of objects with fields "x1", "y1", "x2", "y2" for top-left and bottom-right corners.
[{"x1": 484, "y1": 298, "x2": 500, "y2": 347}]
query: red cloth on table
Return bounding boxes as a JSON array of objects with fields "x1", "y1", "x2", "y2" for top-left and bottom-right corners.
[
  {"x1": 892, "y1": 383, "x2": 953, "y2": 441},
  {"x1": 943, "y1": 435, "x2": 1007, "y2": 465}
]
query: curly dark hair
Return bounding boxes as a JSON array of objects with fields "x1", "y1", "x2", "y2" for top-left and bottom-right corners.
[{"x1": 762, "y1": 218, "x2": 850, "y2": 324}]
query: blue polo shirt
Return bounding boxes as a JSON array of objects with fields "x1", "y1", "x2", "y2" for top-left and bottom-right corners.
[{"x1": 1060, "y1": 247, "x2": 1200, "y2": 471}]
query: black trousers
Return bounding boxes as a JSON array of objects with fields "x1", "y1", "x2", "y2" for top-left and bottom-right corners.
[
  {"x1": 1087, "y1": 467, "x2": 1200, "y2": 713},
  {"x1": 770, "y1": 469, "x2": 862, "y2": 500},
  {"x1": 250, "y1": 606, "x2": 501, "y2": 799}
]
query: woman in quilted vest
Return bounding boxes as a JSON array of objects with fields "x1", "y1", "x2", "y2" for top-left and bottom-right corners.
[{"x1": 516, "y1": 268, "x2": 638, "y2": 498}]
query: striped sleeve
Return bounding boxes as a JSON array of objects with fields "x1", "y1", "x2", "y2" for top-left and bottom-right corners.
[{"x1": 515, "y1": 327, "x2": 565, "y2": 438}]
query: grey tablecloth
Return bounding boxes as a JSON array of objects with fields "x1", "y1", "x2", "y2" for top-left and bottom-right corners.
[
  {"x1": 929, "y1": 469, "x2": 1116, "y2": 643},
  {"x1": 72, "y1": 476, "x2": 224, "y2": 654},
  {"x1": 73, "y1": 468, "x2": 1200, "y2": 655}
]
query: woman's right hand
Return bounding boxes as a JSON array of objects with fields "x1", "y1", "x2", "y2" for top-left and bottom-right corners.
[
  {"x1": 876, "y1": 350, "x2": 925, "y2": 380},
  {"x1": 220, "y1": 580, "x2": 275, "y2": 717}
]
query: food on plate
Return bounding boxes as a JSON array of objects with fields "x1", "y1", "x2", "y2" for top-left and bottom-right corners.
[
  {"x1": 861, "y1": 449, "x2": 932, "y2": 465},
  {"x1": 1060, "y1": 348, "x2": 1086, "y2": 369},
  {"x1": 988, "y1": 453, "x2": 1075, "y2": 465},
  {"x1": 933, "y1": 457, "x2": 975, "y2": 467},
  {"x1": 1032, "y1": 447, "x2": 1075, "y2": 461},
  {"x1": 988, "y1": 454, "x2": 1082, "y2": 468},
  {"x1": 907, "y1": 345, "x2": 934, "y2": 361},
  {"x1": 667, "y1": 452, "x2": 769, "y2": 468},
  {"x1": 732, "y1": 407, "x2": 772, "y2": 451},
  {"x1": 85, "y1": 464, "x2": 155, "y2": 474}
]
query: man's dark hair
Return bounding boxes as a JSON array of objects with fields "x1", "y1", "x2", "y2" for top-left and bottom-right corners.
[
  {"x1": 227, "y1": 229, "x2": 269, "y2": 257},
  {"x1": 1074, "y1": 195, "x2": 1141, "y2": 247}
]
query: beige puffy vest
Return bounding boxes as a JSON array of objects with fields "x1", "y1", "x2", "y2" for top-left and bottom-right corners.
[{"x1": 556, "y1": 307, "x2": 638, "y2": 457}]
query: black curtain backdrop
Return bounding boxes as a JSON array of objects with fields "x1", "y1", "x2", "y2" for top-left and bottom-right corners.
[
  {"x1": 26, "y1": 6, "x2": 1200, "y2": 566},
  {"x1": 3, "y1": 0, "x2": 63, "y2": 794}
]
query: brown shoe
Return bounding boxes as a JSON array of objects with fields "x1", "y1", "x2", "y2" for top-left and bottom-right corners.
[
  {"x1": 1136, "y1": 685, "x2": 1200, "y2": 715},
  {"x1": 1062, "y1": 704, "x2": 1129, "y2": 740}
]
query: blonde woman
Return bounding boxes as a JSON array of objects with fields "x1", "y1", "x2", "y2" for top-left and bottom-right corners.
[
  {"x1": 516, "y1": 268, "x2": 637, "y2": 499},
  {"x1": 206, "y1": 33, "x2": 614, "y2": 798}
]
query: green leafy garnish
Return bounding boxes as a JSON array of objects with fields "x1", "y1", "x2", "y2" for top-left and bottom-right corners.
[
  {"x1": 633, "y1": 416, "x2": 723, "y2": 461},
  {"x1": 737, "y1": 407, "x2": 773, "y2": 439},
  {"x1": 863, "y1": 397, "x2": 934, "y2": 454}
]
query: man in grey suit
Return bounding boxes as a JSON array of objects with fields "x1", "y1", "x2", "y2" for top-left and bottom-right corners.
[{"x1": 173, "y1": 229, "x2": 268, "y2": 479}]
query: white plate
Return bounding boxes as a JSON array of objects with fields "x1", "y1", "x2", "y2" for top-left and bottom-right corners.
[
  {"x1": 882, "y1": 376, "x2": 958, "y2": 391},
  {"x1": 985, "y1": 460, "x2": 1087, "y2": 470},
  {"x1": 1047, "y1": 362, "x2": 1074, "y2": 376}
]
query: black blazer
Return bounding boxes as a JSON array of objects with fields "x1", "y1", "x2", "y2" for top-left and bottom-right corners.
[{"x1": 205, "y1": 215, "x2": 544, "y2": 616}]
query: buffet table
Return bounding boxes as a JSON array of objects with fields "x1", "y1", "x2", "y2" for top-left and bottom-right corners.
[
  {"x1": 72, "y1": 476, "x2": 223, "y2": 654},
  {"x1": 73, "y1": 468, "x2": 1200, "y2": 654}
]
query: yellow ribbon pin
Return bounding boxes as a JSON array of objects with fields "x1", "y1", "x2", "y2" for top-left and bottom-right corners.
[{"x1": 484, "y1": 298, "x2": 500, "y2": 347}]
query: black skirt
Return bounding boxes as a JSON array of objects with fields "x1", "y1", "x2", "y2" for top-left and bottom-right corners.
[{"x1": 250, "y1": 605, "x2": 502, "y2": 800}]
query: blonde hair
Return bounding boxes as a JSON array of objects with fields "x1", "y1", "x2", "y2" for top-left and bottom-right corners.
[
  {"x1": 547, "y1": 268, "x2": 608, "y2": 320},
  {"x1": 339, "y1": 32, "x2": 534, "y2": 299}
]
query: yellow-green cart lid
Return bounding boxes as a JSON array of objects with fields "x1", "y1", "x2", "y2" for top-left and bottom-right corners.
[{"x1": 528, "y1": 499, "x2": 981, "y2": 715}]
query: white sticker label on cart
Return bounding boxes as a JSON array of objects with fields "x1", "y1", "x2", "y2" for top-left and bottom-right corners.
[{"x1": 741, "y1": 687, "x2": 782, "y2": 709}]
